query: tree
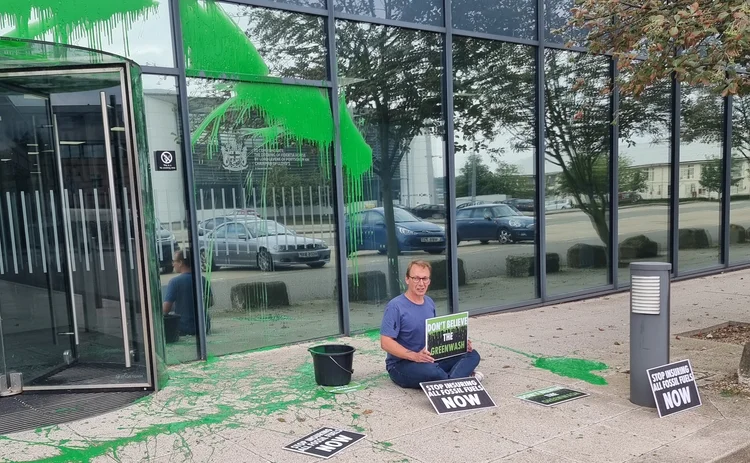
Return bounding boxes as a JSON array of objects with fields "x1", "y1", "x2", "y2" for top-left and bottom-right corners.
[
  {"x1": 699, "y1": 155, "x2": 741, "y2": 196},
  {"x1": 455, "y1": 155, "x2": 533, "y2": 198},
  {"x1": 565, "y1": 0, "x2": 750, "y2": 97},
  {"x1": 455, "y1": 155, "x2": 498, "y2": 197},
  {"x1": 620, "y1": 156, "x2": 649, "y2": 194}
]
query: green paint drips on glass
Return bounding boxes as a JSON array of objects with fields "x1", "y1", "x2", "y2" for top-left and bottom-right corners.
[
  {"x1": 180, "y1": 0, "x2": 373, "y2": 289},
  {"x1": 0, "y1": 0, "x2": 157, "y2": 54}
]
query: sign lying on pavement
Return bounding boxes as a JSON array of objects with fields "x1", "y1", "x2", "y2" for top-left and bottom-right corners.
[
  {"x1": 284, "y1": 427, "x2": 366, "y2": 459},
  {"x1": 420, "y1": 377, "x2": 496, "y2": 414},
  {"x1": 647, "y1": 359, "x2": 701, "y2": 418},
  {"x1": 425, "y1": 312, "x2": 469, "y2": 360},
  {"x1": 516, "y1": 386, "x2": 588, "y2": 407}
]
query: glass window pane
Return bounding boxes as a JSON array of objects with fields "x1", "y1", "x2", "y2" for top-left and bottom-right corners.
[
  {"x1": 259, "y1": 0, "x2": 325, "y2": 8},
  {"x1": 187, "y1": 77, "x2": 339, "y2": 353},
  {"x1": 730, "y1": 95, "x2": 750, "y2": 264},
  {"x1": 181, "y1": 1, "x2": 327, "y2": 80},
  {"x1": 544, "y1": 50, "x2": 611, "y2": 296},
  {"x1": 452, "y1": 0, "x2": 536, "y2": 39},
  {"x1": 544, "y1": 0, "x2": 585, "y2": 46},
  {"x1": 453, "y1": 38, "x2": 537, "y2": 311},
  {"x1": 617, "y1": 79, "x2": 672, "y2": 285},
  {"x1": 679, "y1": 86, "x2": 723, "y2": 272},
  {"x1": 142, "y1": 75, "x2": 198, "y2": 364},
  {"x1": 336, "y1": 21, "x2": 447, "y2": 332},
  {"x1": 0, "y1": 1, "x2": 174, "y2": 67},
  {"x1": 334, "y1": 0, "x2": 443, "y2": 26}
]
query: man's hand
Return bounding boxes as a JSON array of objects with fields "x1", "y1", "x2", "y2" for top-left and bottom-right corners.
[
  {"x1": 410, "y1": 348, "x2": 434, "y2": 363},
  {"x1": 467, "y1": 340, "x2": 473, "y2": 352}
]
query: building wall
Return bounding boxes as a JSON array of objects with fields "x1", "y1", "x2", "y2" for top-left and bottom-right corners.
[{"x1": 2, "y1": 0, "x2": 750, "y2": 366}]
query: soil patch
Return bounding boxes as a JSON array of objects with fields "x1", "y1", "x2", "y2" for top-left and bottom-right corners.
[
  {"x1": 683, "y1": 322, "x2": 750, "y2": 399},
  {"x1": 685, "y1": 322, "x2": 750, "y2": 345}
]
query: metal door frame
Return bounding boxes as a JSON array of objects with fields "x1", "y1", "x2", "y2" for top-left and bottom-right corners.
[{"x1": 0, "y1": 65, "x2": 156, "y2": 392}]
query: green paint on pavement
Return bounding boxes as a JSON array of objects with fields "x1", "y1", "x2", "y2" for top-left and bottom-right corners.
[
  {"x1": 360, "y1": 328, "x2": 381, "y2": 342},
  {"x1": 533, "y1": 357, "x2": 608, "y2": 385},
  {"x1": 484, "y1": 341, "x2": 608, "y2": 385}
]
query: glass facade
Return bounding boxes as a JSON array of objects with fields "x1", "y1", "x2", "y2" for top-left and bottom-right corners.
[{"x1": 2, "y1": 0, "x2": 749, "y2": 367}]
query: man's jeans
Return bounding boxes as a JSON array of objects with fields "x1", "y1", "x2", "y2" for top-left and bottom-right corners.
[{"x1": 387, "y1": 350, "x2": 481, "y2": 389}]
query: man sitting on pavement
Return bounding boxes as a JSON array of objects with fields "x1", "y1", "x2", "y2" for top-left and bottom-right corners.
[{"x1": 380, "y1": 259, "x2": 482, "y2": 389}]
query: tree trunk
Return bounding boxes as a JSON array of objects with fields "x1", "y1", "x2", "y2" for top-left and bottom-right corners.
[
  {"x1": 380, "y1": 176, "x2": 402, "y2": 299},
  {"x1": 739, "y1": 342, "x2": 750, "y2": 386},
  {"x1": 581, "y1": 202, "x2": 610, "y2": 250}
]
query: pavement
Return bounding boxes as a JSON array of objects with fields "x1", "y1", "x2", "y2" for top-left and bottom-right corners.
[{"x1": 2, "y1": 269, "x2": 750, "y2": 463}]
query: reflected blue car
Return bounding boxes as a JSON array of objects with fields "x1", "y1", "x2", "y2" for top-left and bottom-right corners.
[
  {"x1": 346, "y1": 207, "x2": 446, "y2": 255},
  {"x1": 456, "y1": 204, "x2": 535, "y2": 244}
]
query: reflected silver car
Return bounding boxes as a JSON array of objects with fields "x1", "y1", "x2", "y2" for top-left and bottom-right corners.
[{"x1": 198, "y1": 220, "x2": 330, "y2": 271}]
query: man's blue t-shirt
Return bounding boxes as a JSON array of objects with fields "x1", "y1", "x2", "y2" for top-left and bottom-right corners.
[
  {"x1": 380, "y1": 294, "x2": 436, "y2": 370},
  {"x1": 164, "y1": 272, "x2": 211, "y2": 335}
]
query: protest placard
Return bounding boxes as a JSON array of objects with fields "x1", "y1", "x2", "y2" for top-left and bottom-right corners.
[
  {"x1": 647, "y1": 359, "x2": 701, "y2": 418},
  {"x1": 420, "y1": 377, "x2": 496, "y2": 414},
  {"x1": 284, "y1": 427, "x2": 366, "y2": 459},
  {"x1": 425, "y1": 312, "x2": 469, "y2": 360},
  {"x1": 516, "y1": 386, "x2": 588, "y2": 407}
]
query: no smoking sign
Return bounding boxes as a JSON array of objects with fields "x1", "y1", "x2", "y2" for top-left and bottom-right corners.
[{"x1": 155, "y1": 150, "x2": 177, "y2": 171}]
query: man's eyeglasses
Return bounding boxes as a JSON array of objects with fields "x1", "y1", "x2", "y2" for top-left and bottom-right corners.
[{"x1": 408, "y1": 276, "x2": 430, "y2": 283}]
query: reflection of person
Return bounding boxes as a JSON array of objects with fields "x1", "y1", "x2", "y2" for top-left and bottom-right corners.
[
  {"x1": 162, "y1": 249, "x2": 212, "y2": 335},
  {"x1": 380, "y1": 260, "x2": 482, "y2": 389}
]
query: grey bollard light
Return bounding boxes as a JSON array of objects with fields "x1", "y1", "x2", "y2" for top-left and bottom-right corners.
[{"x1": 629, "y1": 262, "x2": 672, "y2": 407}]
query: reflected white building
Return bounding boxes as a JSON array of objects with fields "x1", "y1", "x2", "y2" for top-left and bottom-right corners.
[{"x1": 399, "y1": 132, "x2": 442, "y2": 208}]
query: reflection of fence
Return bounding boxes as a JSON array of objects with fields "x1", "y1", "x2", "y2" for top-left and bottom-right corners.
[{"x1": 154, "y1": 185, "x2": 337, "y2": 244}]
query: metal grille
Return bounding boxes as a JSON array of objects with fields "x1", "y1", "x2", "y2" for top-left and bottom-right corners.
[
  {"x1": 631, "y1": 275, "x2": 661, "y2": 315},
  {"x1": 0, "y1": 390, "x2": 148, "y2": 435}
]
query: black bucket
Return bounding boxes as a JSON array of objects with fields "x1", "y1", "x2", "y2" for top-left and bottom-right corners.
[
  {"x1": 308, "y1": 344, "x2": 355, "y2": 386},
  {"x1": 164, "y1": 313, "x2": 181, "y2": 343}
]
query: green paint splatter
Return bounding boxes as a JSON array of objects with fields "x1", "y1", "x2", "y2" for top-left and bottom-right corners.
[
  {"x1": 484, "y1": 341, "x2": 608, "y2": 385},
  {"x1": 359, "y1": 328, "x2": 381, "y2": 342},
  {"x1": 0, "y1": 0, "x2": 158, "y2": 54},
  {"x1": 180, "y1": 0, "x2": 373, "y2": 290},
  {"x1": 533, "y1": 357, "x2": 608, "y2": 385}
]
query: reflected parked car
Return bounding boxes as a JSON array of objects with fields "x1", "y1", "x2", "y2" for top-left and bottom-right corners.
[
  {"x1": 197, "y1": 210, "x2": 261, "y2": 236},
  {"x1": 619, "y1": 191, "x2": 642, "y2": 203},
  {"x1": 345, "y1": 207, "x2": 446, "y2": 255},
  {"x1": 456, "y1": 200, "x2": 487, "y2": 209},
  {"x1": 545, "y1": 199, "x2": 573, "y2": 211},
  {"x1": 198, "y1": 219, "x2": 329, "y2": 271},
  {"x1": 197, "y1": 216, "x2": 233, "y2": 236},
  {"x1": 456, "y1": 204, "x2": 535, "y2": 244},
  {"x1": 409, "y1": 203, "x2": 446, "y2": 219},
  {"x1": 502, "y1": 198, "x2": 534, "y2": 212}
]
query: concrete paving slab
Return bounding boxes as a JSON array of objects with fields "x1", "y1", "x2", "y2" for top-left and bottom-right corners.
[
  {"x1": 601, "y1": 408, "x2": 715, "y2": 442},
  {"x1": 386, "y1": 424, "x2": 526, "y2": 463},
  {"x1": 465, "y1": 393, "x2": 633, "y2": 448},
  {"x1": 534, "y1": 423, "x2": 663, "y2": 463},
  {"x1": 146, "y1": 438, "x2": 271, "y2": 463},
  {"x1": 628, "y1": 422, "x2": 750, "y2": 463},
  {"x1": 490, "y1": 448, "x2": 582, "y2": 462},
  {"x1": 3, "y1": 268, "x2": 750, "y2": 463}
]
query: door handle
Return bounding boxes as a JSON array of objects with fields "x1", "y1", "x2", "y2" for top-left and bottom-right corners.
[{"x1": 100, "y1": 92, "x2": 131, "y2": 368}]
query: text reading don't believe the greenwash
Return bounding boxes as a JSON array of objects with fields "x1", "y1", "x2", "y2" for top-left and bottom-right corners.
[{"x1": 425, "y1": 312, "x2": 469, "y2": 360}]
